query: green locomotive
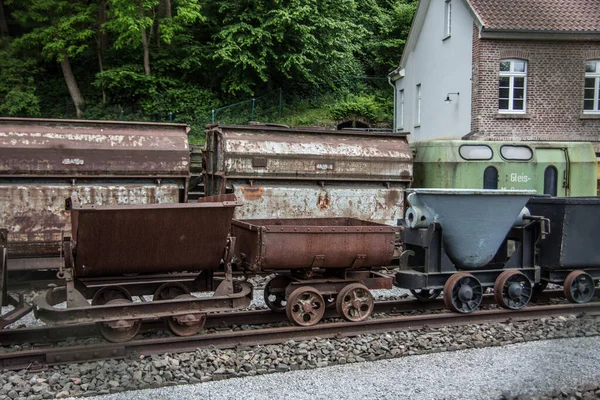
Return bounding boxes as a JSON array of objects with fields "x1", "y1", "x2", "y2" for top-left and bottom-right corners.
[{"x1": 412, "y1": 140, "x2": 597, "y2": 196}]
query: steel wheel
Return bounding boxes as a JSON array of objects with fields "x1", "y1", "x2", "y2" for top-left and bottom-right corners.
[
  {"x1": 336, "y1": 283, "x2": 374, "y2": 322},
  {"x1": 92, "y1": 286, "x2": 132, "y2": 306},
  {"x1": 286, "y1": 286, "x2": 325, "y2": 326},
  {"x1": 410, "y1": 288, "x2": 442, "y2": 303},
  {"x1": 443, "y1": 272, "x2": 483, "y2": 313},
  {"x1": 153, "y1": 282, "x2": 190, "y2": 301},
  {"x1": 166, "y1": 294, "x2": 206, "y2": 336},
  {"x1": 563, "y1": 270, "x2": 595, "y2": 303},
  {"x1": 98, "y1": 298, "x2": 141, "y2": 343},
  {"x1": 494, "y1": 270, "x2": 532, "y2": 310},
  {"x1": 263, "y1": 276, "x2": 291, "y2": 312}
]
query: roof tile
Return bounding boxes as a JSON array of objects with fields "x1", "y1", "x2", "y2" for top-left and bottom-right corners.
[{"x1": 469, "y1": 0, "x2": 600, "y2": 32}]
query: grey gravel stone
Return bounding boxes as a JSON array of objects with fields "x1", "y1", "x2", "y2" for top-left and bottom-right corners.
[{"x1": 64, "y1": 336, "x2": 600, "y2": 400}]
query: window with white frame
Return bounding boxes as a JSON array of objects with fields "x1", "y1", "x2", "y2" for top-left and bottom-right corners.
[
  {"x1": 444, "y1": 0, "x2": 452, "y2": 37},
  {"x1": 584, "y1": 60, "x2": 600, "y2": 113},
  {"x1": 415, "y1": 84, "x2": 421, "y2": 126},
  {"x1": 399, "y1": 89, "x2": 405, "y2": 129},
  {"x1": 499, "y1": 59, "x2": 527, "y2": 113}
]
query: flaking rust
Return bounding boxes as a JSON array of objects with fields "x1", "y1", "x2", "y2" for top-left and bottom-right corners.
[
  {"x1": 203, "y1": 124, "x2": 413, "y2": 225},
  {"x1": 0, "y1": 118, "x2": 190, "y2": 264}
]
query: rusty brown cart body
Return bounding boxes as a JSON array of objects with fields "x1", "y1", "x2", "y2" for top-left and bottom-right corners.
[
  {"x1": 32, "y1": 195, "x2": 252, "y2": 342},
  {"x1": 231, "y1": 217, "x2": 400, "y2": 326}
]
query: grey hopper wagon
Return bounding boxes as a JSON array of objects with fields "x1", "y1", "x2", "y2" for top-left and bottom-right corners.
[{"x1": 397, "y1": 189, "x2": 544, "y2": 313}]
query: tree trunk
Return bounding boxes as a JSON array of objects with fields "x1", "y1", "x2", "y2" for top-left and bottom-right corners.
[
  {"x1": 139, "y1": 4, "x2": 151, "y2": 75},
  {"x1": 141, "y1": 27, "x2": 150, "y2": 75},
  {"x1": 96, "y1": 0, "x2": 107, "y2": 103},
  {"x1": 164, "y1": 0, "x2": 171, "y2": 18},
  {"x1": 60, "y1": 56, "x2": 85, "y2": 118},
  {"x1": 0, "y1": 0, "x2": 9, "y2": 38}
]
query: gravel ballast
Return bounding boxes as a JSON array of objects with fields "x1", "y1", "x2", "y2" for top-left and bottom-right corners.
[
  {"x1": 71, "y1": 336, "x2": 600, "y2": 400},
  {"x1": 0, "y1": 314, "x2": 597, "y2": 399}
]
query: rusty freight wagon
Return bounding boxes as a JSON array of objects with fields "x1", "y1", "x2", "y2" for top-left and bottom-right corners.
[
  {"x1": 203, "y1": 124, "x2": 414, "y2": 226},
  {"x1": 0, "y1": 117, "x2": 190, "y2": 272}
]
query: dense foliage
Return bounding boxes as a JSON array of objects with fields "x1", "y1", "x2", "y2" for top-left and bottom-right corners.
[{"x1": 0, "y1": 0, "x2": 416, "y2": 136}]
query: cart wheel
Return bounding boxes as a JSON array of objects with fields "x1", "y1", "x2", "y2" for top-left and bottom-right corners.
[
  {"x1": 336, "y1": 283, "x2": 374, "y2": 322},
  {"x1": 153, "y1": 282, "x2": 190, "y2": 301},
  {"x1": 98, "y1": 298, "x2": 141, "y2": 343},
  {"x1": 494, "y1": 270, "x2": 532, "y2": 310},
  {"x1": 166, "y1": 294, "x2": 206, "y2": 336},
  {"x1": 410, "y1": 288, "x2": 442, "y2": 303},
  {"x1": 286, "y1": 286, "x2": 325, "y2": 326},
  {"x1": 563, "y1": 270, "x2": 595, "y2": 304},
  {"x1": 263, "y1": 276, "x2": 291, "y2": 312},
  {"x1": 443, "y1": 272, "x2": 483, "y2": 313},
  {"x1": 92, "y1": 286, "x2": 132, "y2": 306}
]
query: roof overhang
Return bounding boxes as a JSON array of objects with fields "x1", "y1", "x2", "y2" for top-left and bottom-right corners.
[{"x1": 480, "y1": 29, "x2": 600, "y2": 41}]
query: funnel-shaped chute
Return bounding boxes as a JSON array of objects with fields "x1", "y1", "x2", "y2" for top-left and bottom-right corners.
[{"x1": 405, "y1": 189, "x2": 536, "y2": 270}]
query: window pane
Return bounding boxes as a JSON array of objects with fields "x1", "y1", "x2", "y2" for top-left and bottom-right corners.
[
  {"x1": 584, "y1": 99, "x2": 594, "y2": 110},
  {"x1": 544, "y1": 166, "x2": 558, "y2": 196},
  {"x1": 459, "y1": 145, "x2": 493, "y2": 160},
  {"x1": 514, "y1": 89, "x2": 524, "y2": 99},
  {"x1": 584, "y1": 88, "x2": 595, "y2": 99},
  {"x1": 514, "y1": 61, "x2": 525, "y2": 72},
  {"x1": 513, "y1": 99, "x2": 524, "y2": 110},
  {"x1": 499, "y1": 77, "x2": 510, "y2": 86},
  {"x1": 514, "y1": 77, "x2": 525, "y2": 87},
  {"x1": 500, "y1": 61, "x2": 510, "y2": 72},
  {"x1": 499, "y1": 88, "x2": 510, "y2": 98},
  {"x1": 585, "y1": 77, "x2": 595, "y2": 88},
  {"x1": 499, "y1": 99, "x2": 509, "y2": 109},
  {"x1": 501, "y1": 145, "x2": 533, "y2": 160},
  {"x1": 585, "y1": 62, "x2": 596, "y2": 73},
  {"x1": 483, "y1": 166, "x2": 498, "y2": 189}
]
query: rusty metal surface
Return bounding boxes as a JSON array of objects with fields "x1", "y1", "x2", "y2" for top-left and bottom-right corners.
[
  {"x1": 231, "y1": 183, "x2": 406, "y2": 226},
  {"x1": 1, "y1": 182, "x2": 182, "y2": 259},
  {"x1": 70, "y1": 196, "x2": 240, "y2": 276},
  {"x1": 232, "y1": 218, "x2": 399, "y2": 271},
  {"x1": 34, "y1": 282, "x2": 252, "y2": 325},
  {"x1": 204, "y1": 124, "x2": 413, "y2": 194},
  {"x1": 0, "y1": 117, "x2": 190, "y2": 177}
]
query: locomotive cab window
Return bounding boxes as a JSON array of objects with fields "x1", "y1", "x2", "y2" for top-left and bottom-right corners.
[
  {"x1": 544, "y1": 166, "x2": 558, "y2": 196},
  {"x1": 500, "y1": 145, "x2": 533, "y2": 161},
  {"x1": 483, "y1": 166, "x2": 498, "y2": 189},
  {"x1": 459, "y1": 145, "x2": 493, "y2": 160}
]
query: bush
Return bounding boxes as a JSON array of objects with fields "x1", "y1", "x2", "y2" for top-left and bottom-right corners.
[{"x1": 328, "y1": 94, "x2": 382, "y2": 123}]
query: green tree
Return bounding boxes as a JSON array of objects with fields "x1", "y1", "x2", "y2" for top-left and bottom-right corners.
[
  {"x1": 7, "y1": 0, "x2": 96, "y2": 118},
  {"x1": 357, "y1": 0, "x2": 417, "y2": 75},
  {"x1": 204, "y1": 0, "x2": 366, "y2": 95},
  {"x1": 104, "y1": 0, "x2": 203, "y2": 76},
  {"x1": 0, "y1": 39, "x2": 41, "y2": 116}
]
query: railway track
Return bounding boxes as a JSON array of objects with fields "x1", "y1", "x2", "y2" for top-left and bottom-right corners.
[{"x1": 0, "y1": 291, "x2": 596, "y2": 371}]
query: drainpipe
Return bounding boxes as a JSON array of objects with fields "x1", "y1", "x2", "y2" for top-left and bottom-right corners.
[{"x1": 388, "y1": 75, "x2": 396, "y2": 132}]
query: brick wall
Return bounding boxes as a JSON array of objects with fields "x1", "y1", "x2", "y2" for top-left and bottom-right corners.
[{"x1": 469, "y1": 26, "x2": 600, "y2": 142}]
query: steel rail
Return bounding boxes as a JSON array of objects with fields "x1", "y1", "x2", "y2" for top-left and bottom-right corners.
[
  {"x1": 0, "y1": 298, "x2": 596, "y2": 371},
  {"x1": 0, "y1": 290, "x2": 565, "y2": 346}
]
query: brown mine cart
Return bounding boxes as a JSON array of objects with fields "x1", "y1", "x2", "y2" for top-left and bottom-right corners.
[
  {"x1": 32, "y1": 195, "x2": 253, "y2": 343},
  {"x1": 231, "y1": 218, "x2": 400, "y2": 326}
]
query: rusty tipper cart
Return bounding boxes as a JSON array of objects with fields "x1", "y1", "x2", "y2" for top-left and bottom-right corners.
[{"x1": 33, "y1": 195, "x2": 253, "y2": 342}]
